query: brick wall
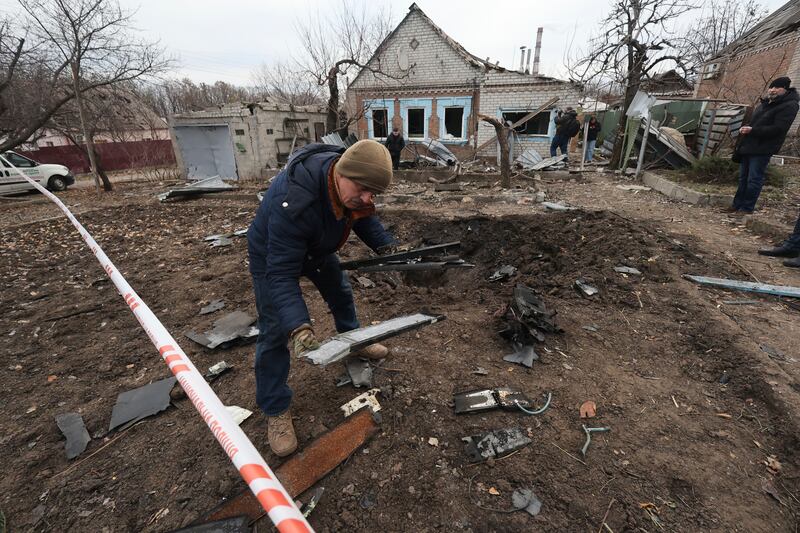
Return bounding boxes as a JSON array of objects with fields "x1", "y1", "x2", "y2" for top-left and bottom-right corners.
[
  {"x1": 696, "y1": 36, "x2": 799, "y2": 105},
  {"x1": 477, "y1": 83, "x2": 583, "y2": 159},
  {"x1": 349, "y1": 10, "x2": 482, "y2": 90}
]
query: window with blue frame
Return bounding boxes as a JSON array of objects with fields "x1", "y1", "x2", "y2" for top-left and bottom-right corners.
[
  {"x1": 443, "y1": 107, "x2": 464, "y2": 138},
  {"x1": 407, "y1": 108, "x2": 425, "y2": 138},
  {"x1": 372, "y1": 109, "x2": 388, "y2": 138},
  {"x1": 502, "y1": 110, "x2": 552, "y2": 135}
]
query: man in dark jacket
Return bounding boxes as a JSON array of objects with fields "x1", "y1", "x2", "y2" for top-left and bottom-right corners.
[
  {"x1": 384, "y1": 127, "x2": 405, "y2": 170},
  {"x1": 550, "y1": 107, "x2": 579, "y2": 160},
  {"x1": 247, "y1": 140, "x2": 396, "y2": 456},
  {"x1": 585, "y1": 116, "x2": 602, "y2": 163},
  {"x1": 729, "y1": 76, "x2": 799, "y2": 214}
]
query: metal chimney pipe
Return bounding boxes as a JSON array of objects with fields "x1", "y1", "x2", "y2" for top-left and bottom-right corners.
[
  {"x1": 525, "y1": 48, "x2": 532, "y2": 74},
  {"x1": 532, "y1": 27, "x2": 543, "y2": 75},
  {"x1": 519, "y1": 46, "x2": 526, "y2": 71}
]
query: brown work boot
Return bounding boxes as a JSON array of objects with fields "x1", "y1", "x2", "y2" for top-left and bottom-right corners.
[
  {"x1": 353, "y1": 343, "x2": 390, "y2": 360},
  {"x1": 267, "y1": 410, "x2": 297, "y2": 457}
]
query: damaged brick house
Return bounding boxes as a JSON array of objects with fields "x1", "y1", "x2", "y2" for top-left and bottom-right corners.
[
  {"x1": 695, "y1": 0, "x2": 800, "y2": 134},
  {"x1": 346, "y1": 3, "x2": 582, "y2": 160}
]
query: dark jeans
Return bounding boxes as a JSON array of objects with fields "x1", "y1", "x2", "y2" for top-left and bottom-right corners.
[
  {"x1": 390, "y1": 151, "x2": 401, "y2": 170},
  {"x1": 785, "y1": 210, "x2": 800, "y2": 250},
  {"x1": 733, "y1": 154, "x2": 771, "y2": 212},
  {"x1": 252, "y1": 254, "x2": 359, "y2": 415},
  {"x1": 550, "y1": 135, "x2": 569, "y2": 159}
]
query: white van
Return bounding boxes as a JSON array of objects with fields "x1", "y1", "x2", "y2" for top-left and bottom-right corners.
[{"x1": 0, "y1": 151, "x2": 75, "y2": 194}]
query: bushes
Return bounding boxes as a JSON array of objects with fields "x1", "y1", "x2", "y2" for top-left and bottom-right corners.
[{"x1": 684, "y1": 156, "x2": 785, "y2": 187}]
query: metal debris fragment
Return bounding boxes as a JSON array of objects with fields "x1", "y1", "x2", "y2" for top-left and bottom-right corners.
[
  {"x1": 224, "y1": 406, "x2": 252, "y2": 425},
  {"x1": 345, "y1": 358, "x2": 374, "y2": 388},
  {"x1": 489, "y1": 265, "x2": 518, "y2": 282},
  {"x1": 684, "y1": 275, "x2": 800, "y2": 299},
  {"x1": 575, "y1": 279, "x2": 599, "y2": 297},
  {"x1": 185, "y1": 311, "x2": 258, "y2": 349},
  {"x1": 199, "y1": 299, "x2": 225, "y2": 315},
  {"x1": 206, "y1": 361, "x2": 233, "y2": 381},
  {"x1": 515, "y1": 392, "x2": 552, "y2": 415},
  {"x1": 581, "y1": 425, "x2": 611, "y2": 457},
  {"x1": 512, "y1": 488, "x2": 542, "y2": 516},
  {"x1": 55, "y1": 412, "x2": 91, "y2": 459},
  {"x1": 614, "y1": 266, "x2": 642, "y2": 275},
  {"x1": 108, "y1": 377, "x2": 177, "y2": 431},
  {"x1": 542, "y1": 201, "x2": 576, "y2": 211},
  {"x1": 341, "y1": 388, "x2": 381, "y2": 417},
  {"x1": 462, "y1": 427, "x2": 532, "y2": 463},
  {"x1": 454, "y1": 387, "x2": 532, "y2": 414},
  {"x1": 158, "y1": 176, "x2": 236, "y2": 202},
  {"x1": 301, "y1": 313, "x2": 444, "y2": 366},
  {"x1": 503, "y1": 345, "x2": 538, "y2": 368}
]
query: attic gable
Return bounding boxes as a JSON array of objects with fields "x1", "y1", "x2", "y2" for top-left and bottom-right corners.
[{"x1": 349, "y1": 4, "x2": 500, "y2": 90}]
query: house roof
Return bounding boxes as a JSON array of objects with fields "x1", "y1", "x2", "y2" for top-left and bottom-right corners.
[
  {"x1": 351, "y1": 3, "x2": 558, "y2": 87},
  {"x1": 711, "y1": 0, "x2": 800, "y2": 60}
]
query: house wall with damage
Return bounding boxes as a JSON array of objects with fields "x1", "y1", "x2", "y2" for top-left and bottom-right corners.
[
  {"x1": 346, "y1": 3, "x2": 582, "y2": 161},
  {"x1": 348, "y1": 6, "x2": 483, "y2": 159},
  {"x1": 695, "y1": 1, "x2": 800, "y2": 138},
  {"x1": 478, "y1": 71, "x2": 582, "y2": 158},
  {"x1": 169, "y1": 103, "x2": 326, "y2": 180}
]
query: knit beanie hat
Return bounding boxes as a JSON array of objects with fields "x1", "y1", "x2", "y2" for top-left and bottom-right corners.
[
  {"x1": 770, "y1": 76, "x2": 791, "y2": 89},
  {"x1": 337, "y1": 140, "x2": 393, "y2": 193}
]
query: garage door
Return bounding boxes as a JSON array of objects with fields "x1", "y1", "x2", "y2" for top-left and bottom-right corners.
[{"x1": 173, "y1": 125, "x2": 238, "y2": 180}]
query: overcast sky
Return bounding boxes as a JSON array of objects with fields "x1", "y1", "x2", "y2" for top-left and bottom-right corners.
[{"x1": 0, "y1": 0, "x2": 791, "y2": 86}]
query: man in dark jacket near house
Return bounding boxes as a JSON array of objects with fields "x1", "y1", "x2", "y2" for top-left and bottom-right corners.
[
  {"x1": 247, "y1": 140, "x2": 396, "y2": 457},
  {"x1": 550, "y1": 107, "x2": 580, "y2": 160},
  {"x1": 729, "y1": 76, "x2": 799, "y2": 214},
  {"x1": 384, "y1": 127, "x2": 405, "y2": 170}
]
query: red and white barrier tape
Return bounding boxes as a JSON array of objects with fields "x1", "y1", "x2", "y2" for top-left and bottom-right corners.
[{"x1": 2, "y1": 159, "x2": 313, "y2": 533}]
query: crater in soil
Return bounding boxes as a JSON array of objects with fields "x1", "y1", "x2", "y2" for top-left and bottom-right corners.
[{"x1": 1, "y1": 197, "x2": 797, "y2": 532}]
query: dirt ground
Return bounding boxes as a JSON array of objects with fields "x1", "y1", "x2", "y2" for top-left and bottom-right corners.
[{"x1": 2, "y1": 170, "x2": 800, "y2": 532}]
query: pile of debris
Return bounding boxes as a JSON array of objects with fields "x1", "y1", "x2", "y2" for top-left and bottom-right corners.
[{"x1": 497, "y1": 284, "x2": 561, "y2": 368}]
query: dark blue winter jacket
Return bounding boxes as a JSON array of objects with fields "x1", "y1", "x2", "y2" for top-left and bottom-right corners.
[{"x1": 247, "y1": 143, "x2": 395, "y2": 336}]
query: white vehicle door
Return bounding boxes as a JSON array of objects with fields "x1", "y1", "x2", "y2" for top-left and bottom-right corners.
[{"x1": 1, "y1": 152, "x2": 41, "y2": 193}]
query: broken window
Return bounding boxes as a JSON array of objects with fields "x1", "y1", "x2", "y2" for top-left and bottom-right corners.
[
  {"x1": 444, "y1": 107, "x2": 464, "y2": 138},
  {"x1": 502, "y1": 111, "x2": 551, "y2": 135},
  {"x1": 234, "y1": 129, "x2": 245, "y2": 136},
  {"x1": 407, "y1": 108, "x2": 425, "y2": 138},
  {"x1": 372, "y1": 109, "x2": 388, "y2": 138}
]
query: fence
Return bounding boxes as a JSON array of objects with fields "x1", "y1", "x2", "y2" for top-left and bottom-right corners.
[{"x1": 19, "y1": 139, "x2": 176, "y2": 174}]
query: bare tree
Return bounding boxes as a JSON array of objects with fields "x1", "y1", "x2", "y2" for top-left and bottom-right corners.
[
  {"x1": 679, "y1": 0, "x2": 767, "y2": 80},
  {"x1": 20, "y1": 0, "x2": 168, "y2": 192},
  {"x1": 251, "y1": 61, "x2": 324, "y2": 106},
  {"x1": 568, "y1": 0, "x2": 696, "y2": 167},
  {"x1": 478, "y1": 115, "x2": 511, "y2": 187},
  {"x1": 0, "y1": 19, "x2": 85, "y2": 155},
  {"x1": 138, "y1": 78, "x2": 266, "y2": 117},
  {"x1": 295, "y1": 1, "x2": 396, "y2": 133}
]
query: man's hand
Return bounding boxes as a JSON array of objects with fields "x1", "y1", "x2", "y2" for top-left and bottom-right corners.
[
  {"x1": 377, "y1": 243, "x2": 409, "y2": 255},
  {"x1": 740, "y1": 126, "x2": 752, "y2": 135},
  {"x1": 291, "y1": 324, "x2": 320, "y2": 356}
]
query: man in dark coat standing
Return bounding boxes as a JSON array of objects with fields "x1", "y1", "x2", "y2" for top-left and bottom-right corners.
[
  {"x1": 550, "y1": 107, "x2": 580, "y2": 161},
  {"x1": 384, "y1": 127, "x2": 405, "y2": 170},
  {"x1": 729, "y1": 76, "x2": 799, "y2": 214},
  {"x1": 247, "y1": 140, "x2": 396, "y2": 456}
]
